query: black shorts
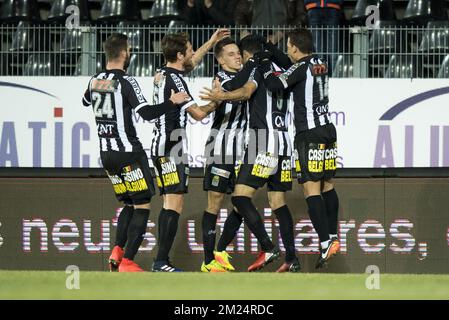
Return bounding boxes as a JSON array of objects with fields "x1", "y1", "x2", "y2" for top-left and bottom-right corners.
[
  {"x1": 236, "y1": 152, "x2": 292, "y2": 192},
  {"x1": 100, "y1": 150, "x2": 155, "y2": 205},
  {"x1": 295, "y1": 123, "x2": 338, "y2": 184},
  {"x1": 152, "y1": 156, "x2": 189, "y2": 195},
  {"x1": 203, "y1": 163, "x2": 237, "y2": 194}
]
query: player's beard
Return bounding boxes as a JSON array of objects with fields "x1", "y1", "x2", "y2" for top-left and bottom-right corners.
[
  {"x1": 183, "y1": 59, "x2": 194, "y2": 74},
  {"x1": 124, "y1": 52, "x2": 131, "y2": 71}
]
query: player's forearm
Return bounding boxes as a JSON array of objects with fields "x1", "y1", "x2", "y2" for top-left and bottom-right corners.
[
  {"x1": 191, "y1": 39, "x2": 214, "y2": 68},
  {"x1": 222, "y1": 60, "x2": 257, "y2": 91},
  {"x1": 136, "y1": 101, "x2": 174, "y2": 121},
  {"x1": 202, "y1": 101, "x2": 219, "y2": 115},
  {"x1": 218, "y1": 87, "x2": 252, "y2": 102}
]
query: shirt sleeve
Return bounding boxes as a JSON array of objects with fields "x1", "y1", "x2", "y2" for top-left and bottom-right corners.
[
  {"x1": 82, "y1": 78, "x2": 93, "y2": 107},
  {"x1": 124, "y1": 76, "x2": 150, "y2": 111},
  {"x1": 260, "y1": 61, "x2": 308, "y2": 91},
  {"x1": 221, "y1": 59, "x2": 258, "y2": 92},
  {"x1": 249, "y1": 67, "x2": 262, "y2": 89},
  {"x1": 168, "y1": 73, "x2": 196, "y2": 112}
]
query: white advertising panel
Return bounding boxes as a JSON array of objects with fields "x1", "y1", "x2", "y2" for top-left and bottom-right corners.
[{"x1": 0, "y1": 77, "x2": 448, "y2": 168}]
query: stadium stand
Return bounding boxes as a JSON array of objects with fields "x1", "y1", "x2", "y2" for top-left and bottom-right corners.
[
  {"x1": 0, "y1": 0, "x2": 40, "y2": 23},
  {"x1": 97, "y1": 0, "x2": 141, "y2": 23},
  {"x1": 0, "y1": 0, "x2": 448, "y2": 77},
  {"x1": 147, "y1": 0, "x2": 183, "y2": 25},
  {"x1": 403, "y1": 0, "x2": 448, "y2": 25}
]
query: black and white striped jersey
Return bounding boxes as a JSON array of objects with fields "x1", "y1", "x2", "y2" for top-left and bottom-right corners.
[
  {"x1": 267, "y1": 55, "x2": 331, "y2": 133},
  {"x1": 150, "y1": 66, "x2": 196, "y2": 157},
  {"x1": 82, "y1": 69, "x2": 149, "y2": 152},
  {"x1": 204, "y1": 70, "x2": 248, "y2": 164},
  {"x1": 248, "y1": 62, "x2": 292, "y2": 156}
]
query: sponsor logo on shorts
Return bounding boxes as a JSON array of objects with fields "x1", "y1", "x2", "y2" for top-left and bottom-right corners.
[
  {"x1": 325, "y1": 144, "x2": 338, "y2": 171},
  {"x1": 211, "y1": 167, "x2": 231, "y2": 179},
  {"x1": 280, "y1": 159, "x2": 292, "y2": 182},
  {"x1": 307, "y1": 143, "x2": 338, "y2": 173},
  {"x1": 212, "y1": 175, "x2": 220, "y2": 187},
  {"x1": 159, "y1": 158, "x2": 180, "y2": 187},
  {"x1": 122, "y1": 165, "x2": 148, "y2": 192},
  {"x1": 251, "y1": 153, "x2": 278, "y2": 178},
  {"x1": 107, "y1": 174, "x2": 127, "y2": 195}
]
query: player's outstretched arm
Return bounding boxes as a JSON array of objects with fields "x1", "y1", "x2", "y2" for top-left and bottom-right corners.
[
  {"x1": 200, "y1": 80, "x2": 256, "y2": 102},
  {"x1": 221, "y1": 58, "x2": 258, "y2": 92},
  {"x1": 136, "y1": 90, "x2": 190, "y2": 121},
  {"x1": 264, "y1": 41, "x2": 292, "y2": 70},
  {"x1": 191, "y1": 28, "x2": 231, "y2": 68},
  {"x1": 186, "y1": 101, "x2": 219, "y2": 121},
  {"x1": 260, "y1": 60, "x2": 307, "y2": 92}
]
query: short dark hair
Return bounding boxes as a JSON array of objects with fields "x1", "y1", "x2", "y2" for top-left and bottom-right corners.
[
  {"x1": 287, "y1": 28, "x2": 314, "y2": 54},
  {"x1": 161, "y1": 32, "x2": 189, "y2": 63},
  {"x1": 239, "y1": 34, "x2": 264, "y2": 55},
  {"x1": 214, "y1": 37, "x2": 236, "y2": 58},
  {"x1": 103, "y1": 33, "x2": 129, "y2": 62}
]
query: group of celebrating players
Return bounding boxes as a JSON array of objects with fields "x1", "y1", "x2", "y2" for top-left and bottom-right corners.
[{"x1": 82, "y1": 27, "x2": 341, "y2": 273}]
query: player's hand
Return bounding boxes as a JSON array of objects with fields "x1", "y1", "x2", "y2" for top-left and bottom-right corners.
[
  {"x1": 210, "y1": 28, "x2": 231, "y2": 44},
  {"x1": 169, "y1": 89, "x2": 190, "y2": 105},
  {"x1": 199, "y1": 77, "x2": 223, "y2": 102},
  {"x1": 254, "y1": 50, "x2": 272, "y2": 63}
]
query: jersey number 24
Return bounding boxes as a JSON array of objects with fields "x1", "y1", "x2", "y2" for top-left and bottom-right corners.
[{"x1": 92, "y1": 92, "x2": 115, "y2": 119}]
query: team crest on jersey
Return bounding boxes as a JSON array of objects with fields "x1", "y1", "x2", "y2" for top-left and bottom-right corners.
[{"x1": 311, "y1": 64, "x2": 328, "y2": 76}]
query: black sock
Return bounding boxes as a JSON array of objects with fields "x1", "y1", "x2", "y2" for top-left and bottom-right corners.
[
  {"x1": 306, "y1": 195, "x2": 330, "y2": 244},
  {"x1": 123, "y1": 208, "x2": 150, "y2": 260},
  {"x1": 322, "y1": 189, "x2": 339, "y2": 236},
  {"x1": 231, "y1": 196, "x2": 274, "y2": 252},
  {"x1": 115, "y1": 205, "x2": 134, "y2": 248},
  {"x1": 156, "y1": 209, "x2": 180, "y2": 262},
  {"x1": 274, "y1": 205, "x2": 297, "y2": 263},
  {"x1": 217, "y1": 209, "x2": 243, "y2": 252},
  {"x1": 202, "y1": 211, "x2": 218, "y2": 264}
]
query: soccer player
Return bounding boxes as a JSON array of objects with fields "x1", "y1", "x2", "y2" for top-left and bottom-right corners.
[
  {"x1": 258, "y1": 28, "x2": 341, "y2": 269},
  {"x1": 201, "y1": 35, "x2": 300, "y2": 272},
  {"x1": 199, "y1": 37, "x2": 248, "y2": 273},
  {"x1": 82, "y1": 33, "x2": 190, "y2": 272},
  {"x1": 150, "y1": 30, "x2": 228, "y2": 272}
]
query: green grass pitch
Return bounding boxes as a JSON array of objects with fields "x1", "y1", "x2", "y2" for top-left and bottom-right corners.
[{"x1": 1, "y1": 271, "x2": 449, "y2": 299}]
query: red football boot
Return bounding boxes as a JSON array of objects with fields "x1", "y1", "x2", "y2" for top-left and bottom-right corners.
[
  {"x1": 247, "y1": 248, "x2": 280, "y2": 272},
  {"x1": 118, "y1": 258, "x2": 144, "y2": 272},
  {"x1": 108, "y1": 246, "x2": 124, "y2": 272}
]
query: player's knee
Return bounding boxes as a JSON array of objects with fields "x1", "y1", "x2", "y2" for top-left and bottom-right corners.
[
  {"x1": 322, "y1": 180, "x2": 334, "y2": 193},
  {"x1": 268, "y1": 193, "x2": 286, "y2": 211},
  {"x1": 207, "y1": 192, "x2": 225, "y2": 214},
  {"x1": 164, "y1": 194, "x2": 184, "y2": 214},
  {"x1": 302, "y1": 181, "x2": 321, "y2": 198}
]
